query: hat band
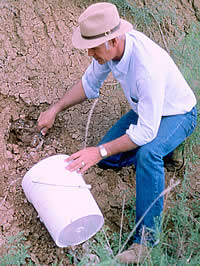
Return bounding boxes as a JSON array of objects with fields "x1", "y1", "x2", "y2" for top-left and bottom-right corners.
[{"x1": 81, "y1": 22, "x2": 121, "y2": 40}]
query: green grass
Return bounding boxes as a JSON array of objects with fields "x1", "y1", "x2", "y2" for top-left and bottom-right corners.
[
  {"x1": 0, "y1": 232, "x2": 63, "y2": 266},
  {"x1": 77, "y1": 166, "x2": 200, "y2": 265},
  {"x1": 171, "y1": 22, "x2": 200, "y2": 162},
  {"x1": 0, "y1": 232, "x2": 31, "y2": 266},
  {"x1": 110, "y1": 0, "x2": 176, "y2": 25}
]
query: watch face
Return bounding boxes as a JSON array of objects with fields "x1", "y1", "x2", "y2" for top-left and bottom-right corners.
[
  {"x1": 100, "y1": 145, "x2": 107, "y2": 158},
  {"x1": 101, "y1": 149, "x2": 106, "y2": 157}
]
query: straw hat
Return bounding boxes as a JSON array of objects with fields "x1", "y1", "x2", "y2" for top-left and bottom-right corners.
[{"x1": 72, "y1": 2, "x2": 133, "y2": 49}]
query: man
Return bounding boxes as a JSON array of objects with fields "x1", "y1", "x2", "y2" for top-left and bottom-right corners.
[{"x1": 37, "y1": 2, "x2": 197, "y2": 264}]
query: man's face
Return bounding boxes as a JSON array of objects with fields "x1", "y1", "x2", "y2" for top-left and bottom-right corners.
[{"x1": 88, "y1": 42, "x2": 114, "y2": 64}]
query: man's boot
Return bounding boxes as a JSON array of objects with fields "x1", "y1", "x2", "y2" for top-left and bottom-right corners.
[{"x1": 116, "y1": 243, "x2": 149, "y2": 264}]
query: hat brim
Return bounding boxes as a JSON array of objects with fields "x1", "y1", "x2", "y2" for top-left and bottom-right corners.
[{"x1": 72, "y1": 19, "x2": 133, "y2": 49}]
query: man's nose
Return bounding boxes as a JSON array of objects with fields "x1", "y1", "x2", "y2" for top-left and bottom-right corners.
[{"x1": 88, "y1": 48, "x2": 94, "y2": 56}]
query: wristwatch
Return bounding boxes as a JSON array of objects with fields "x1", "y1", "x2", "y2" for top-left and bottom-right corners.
[{"x1": 99, "y1": 145, "x2": 108, "y2": 159}]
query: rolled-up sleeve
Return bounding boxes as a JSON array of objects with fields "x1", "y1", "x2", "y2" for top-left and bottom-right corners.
[
  {"x1": 126, "y1": 76, "x2": 165, "y2": 146},
  {"x1": 82, "y1": 59, "x2": 110, "y2": 99}
]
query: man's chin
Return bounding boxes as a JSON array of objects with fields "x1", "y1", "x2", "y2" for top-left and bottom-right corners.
[
  {"x1": 94, "y1": 58, "x2": 106, "y2": 64},
  {"x1": 98, "y1": 59, "x2": 106, "y2": 65}
]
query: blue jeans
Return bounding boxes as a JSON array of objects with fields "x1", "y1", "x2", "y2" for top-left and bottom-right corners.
[{"x1": 98, "y1": 106, "x2": 197, "y2": 246}]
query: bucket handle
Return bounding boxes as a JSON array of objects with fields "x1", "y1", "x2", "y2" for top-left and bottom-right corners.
[{"x1": 32, "y1": 180, "x2": 92, "y2": 189}]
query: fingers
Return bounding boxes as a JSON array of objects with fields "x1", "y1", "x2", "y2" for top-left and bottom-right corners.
[
  {"x1": 65, "y1": 151, "x2": 80, "y2": 162},
  {"x1": 36, "y1": 110, "x2": 55, "y2": 135},
  {"x1": 66, "y1": 160, "x2": 88, "y2": 174},
  {"x1": 37, "y1": 114, "x2": 47, "y2": 134},
  {"x1": 65, "y1": 152, "x2": 88, "y2": 174},
  {"x1": 36, "y1": 124, "x2": 48, "y2": 136},
  {"x1": 65, "y1": 147, "x2": 101, "y2": 174},
  {"x1": 40, "y1": 127, "x2": 48, "y2": 136}
]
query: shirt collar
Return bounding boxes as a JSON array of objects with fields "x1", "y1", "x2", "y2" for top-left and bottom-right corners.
[{"x1": 110, "y1": 33, "x2": 132, "y2": 74}]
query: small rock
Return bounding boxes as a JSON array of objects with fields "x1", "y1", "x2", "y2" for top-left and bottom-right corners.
[
  {"x1": 72, "y1": 133, "x2": 79, "y2": 139},
  {"x1": 30, "y1": 135, "x2": 40, "y2": 148},
  {"x1": 5, "y1": 150, "x2": 13, "y2": 159},
  {"x1": 12, "y1": 144, "x2": 20, "y2": 154},
  {"x1": 14, "y1": 154, "x2": 20, "y2": 162},
  {"x1": 193, "y1": 0, "x2": 200, "y2": 21}
]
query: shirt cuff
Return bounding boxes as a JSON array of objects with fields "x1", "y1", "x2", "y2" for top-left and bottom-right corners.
[
  {"x1": 126, "y1": 124, "x2": 154, "y2": 146},
  {"x1": 82, "y1": 75, "x2": 99, "y2": 99}
]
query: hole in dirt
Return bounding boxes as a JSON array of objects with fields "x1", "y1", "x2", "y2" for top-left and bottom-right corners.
[
  {"x1": 7, "y1": 118, "x2": 38, "y2": 147},
  {"x1": 6, "y1": 104, "x2": 49, "y2": 147}
]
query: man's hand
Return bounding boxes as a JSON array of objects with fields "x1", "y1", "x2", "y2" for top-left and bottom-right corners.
[
  {"x1": 37, "y1": 80, "x2": 87, "y2": 136},
  {"x1": 65, "y1": 147, "x2": 102, "y2": 174},
  {"x1": 37, "y1": 107, "x2": 57, "y2": 135}
]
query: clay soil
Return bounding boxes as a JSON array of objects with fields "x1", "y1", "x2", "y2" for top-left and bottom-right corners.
[{"x1": 0, "y1": 0, "x2": 199, "y2": 265}]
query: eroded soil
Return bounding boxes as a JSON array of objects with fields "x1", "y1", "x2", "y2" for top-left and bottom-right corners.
[{"x1": 0, "y1": 0, "x2": 199, "y2": 265}]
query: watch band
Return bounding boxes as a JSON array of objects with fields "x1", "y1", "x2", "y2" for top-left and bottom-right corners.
[{"x1": 99, "y1": 145, "x2": 108, "y2": 159}]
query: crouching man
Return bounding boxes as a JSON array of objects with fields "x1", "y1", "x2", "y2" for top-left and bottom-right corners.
[{"x1": 37, "y1": 2, "x2": 197, "y2": 264}]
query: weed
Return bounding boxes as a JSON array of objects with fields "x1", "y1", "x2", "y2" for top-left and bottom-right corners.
[
  {"x1": 77, "y1": 166, "x2": 200, "y2": 265},
  {"x1": 109, "y1": 0, "x2": 177, "y2": 50},
  {"x1": 0, "y1": 232, "x2": 66, "y2": 265},
  {"x1": 66, "y1": 253, "x2": 74, "y2": 264},
  {"x1": 0, "y1": 232, "x2": 31, "y2": 266},
  {"x1": 110, "y1": 0, "x2": 176, "y2": 24},
  {"x1": 160, "y1": 168, "x2": 200, "y2": 264},
  {"x1": 171, "y1": 22, "x2": 200, "y2": 162}
]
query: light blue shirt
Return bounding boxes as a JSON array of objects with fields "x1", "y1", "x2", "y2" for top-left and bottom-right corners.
[{"x1": 82, "y1": 29, "x2": 197, "y2": 146}]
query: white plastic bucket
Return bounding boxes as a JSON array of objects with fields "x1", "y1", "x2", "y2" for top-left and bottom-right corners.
[{"x1": 22, "y1": 154, "x2": 104, "y2": 247}]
